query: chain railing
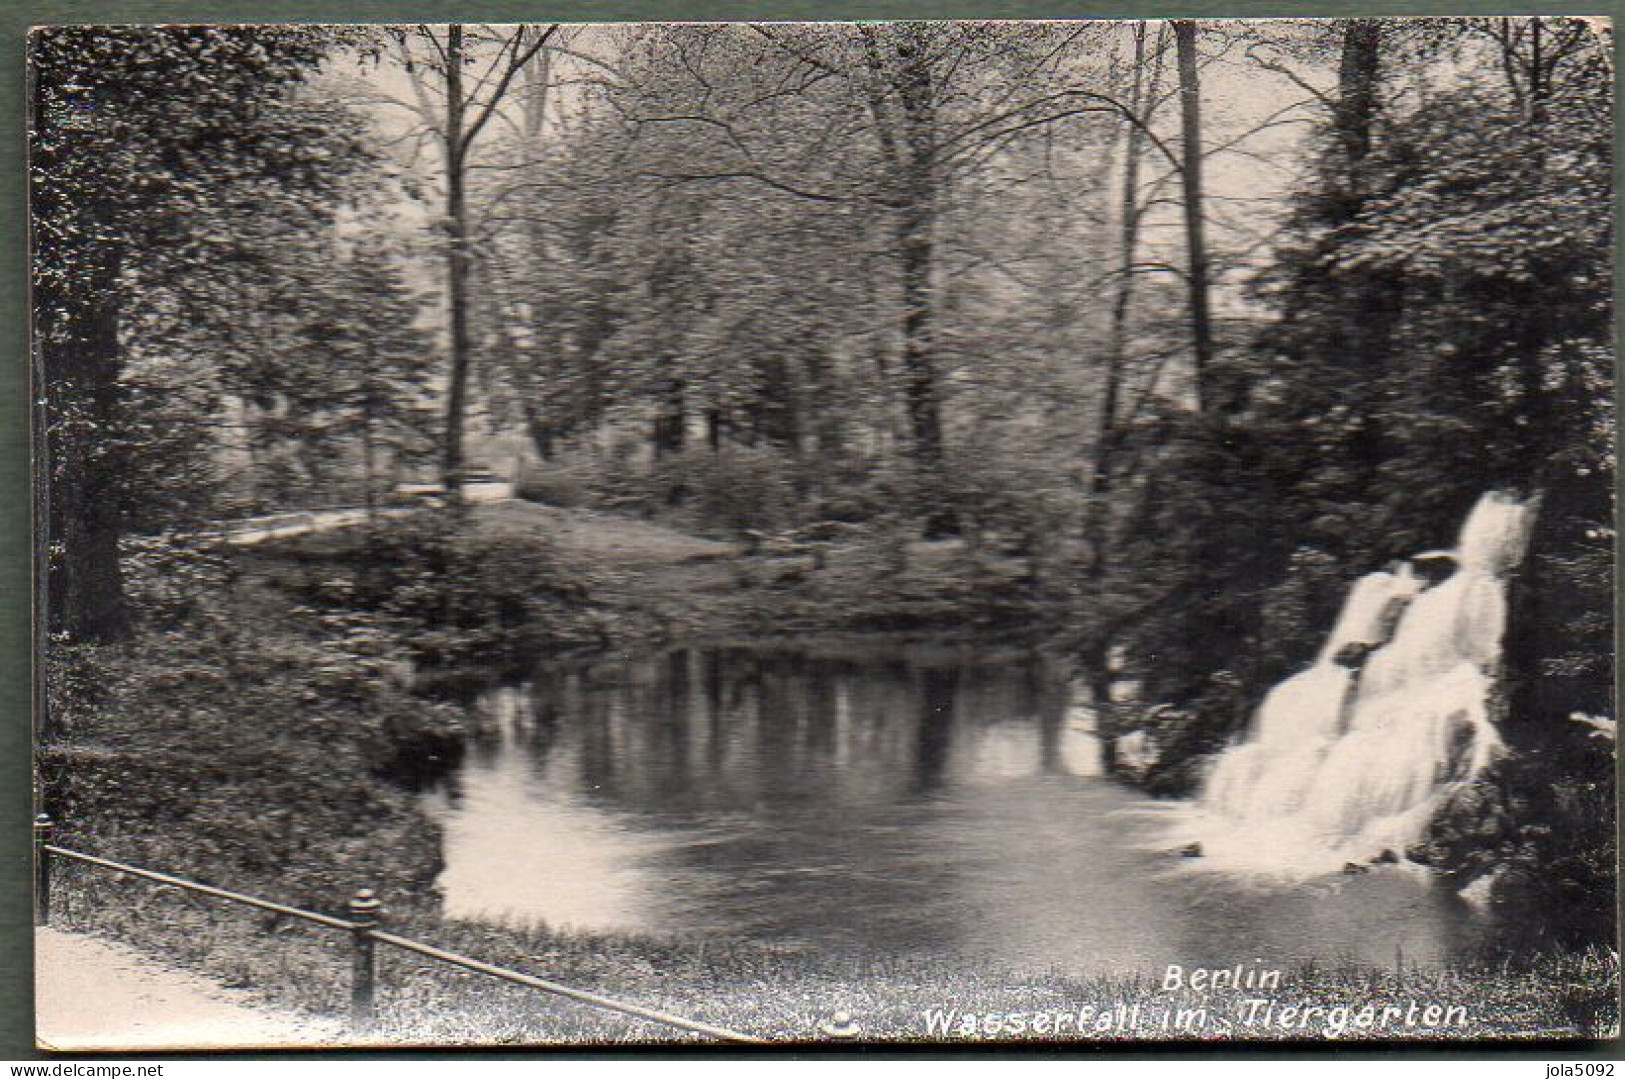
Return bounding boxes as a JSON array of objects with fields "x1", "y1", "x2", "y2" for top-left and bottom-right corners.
[{"x1": 33, "y1": 814, "x2": 766, "y2": 1045}]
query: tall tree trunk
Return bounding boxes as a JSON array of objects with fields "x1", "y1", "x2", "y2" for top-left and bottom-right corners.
[
  {"x1": 897, "y1": 210, "x2": 941, "y2": 468},
  {"x1": 43, "y1": 251, "x2": 128, "y2": 642},
  {"x1": 1527, "y1": 17, "x2": 1545, "y2": 124},
  {"x1": 653, "y1": 375, "x2": 685, "y2": 460},
  {"x1": 756, "y1": 355, "x2": 803, "y2": 451},
  {"x1": 894, "y1": 31, "x2": 952, "y2": 536},
  {"x1": 1520, "y1": 19, "x2": 1552, "y2": 449},
  {"x1": 1333, "y1": 21, "x2": 1381, "y2": 181},
  {"x1": 361, "y1": 378, "x2": 378, "y2": 523},
  {"x1": 1083, "y1": 24, "x2": 1164, "y2": 578},
  {"x1": 1336, "y1": 22, "x2": 1392, "y2": 478},
  {"x1": 522, "y1": 47, "x2": 550, "y2": 140},
  {"x1": 521, "y1": 399, "x2": 554, "y2": 461},
  {"x1": 519, "y1": 47, "x2": 555, "y2": 472},
  {"x1": 803, "y1": 348, "x2": 846, "y2": 462},
  {"x1": 441, "y1": 24, "x2": 472, "y2": 494},
  {"x1": 396, "y1": 24, "x2": 555, "y2": 491},
  {"x1": 1100, "y1": 24, "x2": 1149, "y2": 447},
  {"x1": 1173, "y1": 21, "x2": 1213, "y2": 414}
]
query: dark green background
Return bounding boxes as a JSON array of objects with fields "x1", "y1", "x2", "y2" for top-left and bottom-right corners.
[{"x1": 0, "y1": 1, "x2": 1617, "y2": 1061}]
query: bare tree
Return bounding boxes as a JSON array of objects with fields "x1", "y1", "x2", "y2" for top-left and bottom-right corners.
[
  {"x1": 1084, "y1": 25, "x2": 1172, "y2": 543},
  {"x1": 382, "y1": 24, "x2": 558, "y2": 492},
  {"x1": 1173, "y1": 21, "x2": 1214, "y2": 413}
]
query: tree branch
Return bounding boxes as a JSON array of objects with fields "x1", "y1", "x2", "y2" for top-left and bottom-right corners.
[
  {"x1": 639, "y1": 168, "x2": 859, "y2": 205},
  {"x1": 1243, "y1": 44, "x2": 1337, "y2": 113},
  {"x1": 461, "y1": 25, "x2": 560, "y2": 156},
  {"x1": 940, "y1": 87, "x2": 1184, "y2": 171}
]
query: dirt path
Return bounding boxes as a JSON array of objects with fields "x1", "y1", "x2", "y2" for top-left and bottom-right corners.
[
  {"x1": 35, "y1": 927, "x2": 344, "y2": 1051},
  {"x1": 470, "y1": 500, "x2": 737, "y2": 565}
]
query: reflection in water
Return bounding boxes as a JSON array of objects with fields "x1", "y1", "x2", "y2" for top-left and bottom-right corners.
[
  {"x1": 422, "y1": 643, "x2": 1486, "y2": 976},
  {"x1": 912, "y1": 667, "x2": 959, "y2": 793}
]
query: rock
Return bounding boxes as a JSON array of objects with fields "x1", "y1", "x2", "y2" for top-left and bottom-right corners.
[
  {"x1": 1341, "y1": 861, "x2": 1369, "y2": 875},
  {"x1": 1457, "y1": 870, "x2": 1502, "y2": 908},
  {"x1": 1371, "y1": 849, "x2": 1399, "y2": 865},
  {"x1": 1179, "y1": 842, "x2": 1203, "y2": 858},
  {"x1": 819, "y1": 1011, "x2": 862, "y2": 1040},
  {"x1": 1113, "y1": 729, "x2": 1159, "y2": 780},
  {"x1": 1331, "y1": 641, "x2": 1374, "y2": 669}
]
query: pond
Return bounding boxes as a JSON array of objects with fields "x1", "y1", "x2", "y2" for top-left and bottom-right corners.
[{"x1": 421, "y1": 641, "x2": 1489, "y2": 978}]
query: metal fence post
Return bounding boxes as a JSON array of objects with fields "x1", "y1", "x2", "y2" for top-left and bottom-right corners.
[
  {"x1": 347, "y1": 887, "x2": 383, "y2": 1035},
  {"x1": 33, "y1": 814, "x2": 54, "y2": 926}
]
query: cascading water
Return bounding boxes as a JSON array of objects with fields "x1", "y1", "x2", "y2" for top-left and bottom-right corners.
[{"x1": 1189, "y1": 492, "x2": 1536, "y2": 876}]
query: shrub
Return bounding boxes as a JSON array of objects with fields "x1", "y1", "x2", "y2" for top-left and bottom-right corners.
[
  {"x1": 39, "y1": 598, "x2": 450, "y2": 907},
  {"x1": 121, "y1": 533, "x2": 239, "y2": 631},
  {"x1": 1417, "y1": 741, "x2": 1617, "y2": 951},
  {"x1": 514, "y1": 463, "x2": 591, "y2": 509},
  {"x1": 651, "y1": 445, "x2": 798, "y2": 537},
  {"x1": 314, "y1": 512, "x2": 607, "y2": 674},
  {"x1": 939, "y1": 445, "x2": 1079, "y2": 550}
]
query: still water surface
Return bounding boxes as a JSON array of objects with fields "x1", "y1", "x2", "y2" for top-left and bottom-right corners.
[{"x1": 422, "y1": 642, "x2": 1486, "y2": 977}]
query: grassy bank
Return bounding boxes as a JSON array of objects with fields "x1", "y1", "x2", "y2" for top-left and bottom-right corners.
[
  {"x1": 38, "y1": 502, "x2": 1619, "y2": 1045},
  {"x1": 386, "y1": 500, "x2": 1042, "y2": 642},
  {"x1": 44, "y1": 865, "x2": 1622, "y2": 1044},
  {"x1": 43, "y1": 851, "x2": 1623, "y2": 1045}
]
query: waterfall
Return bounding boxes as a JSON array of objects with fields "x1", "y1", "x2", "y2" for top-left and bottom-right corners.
[{"x1": 1190, "y1": 492, "x2": 1536, "y2": 876}]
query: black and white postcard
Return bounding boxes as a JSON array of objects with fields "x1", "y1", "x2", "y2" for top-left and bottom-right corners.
[{"x1": 30, "y1": 17, "x2": 1618, "y2": 1048}]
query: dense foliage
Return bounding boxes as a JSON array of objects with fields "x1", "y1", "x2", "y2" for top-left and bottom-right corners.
[{"x1": 1096, "y1": 19, "x2": 1615, "y2": 943}]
